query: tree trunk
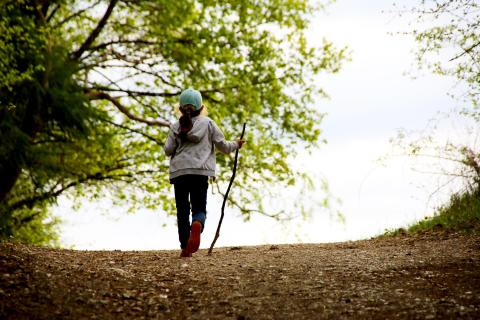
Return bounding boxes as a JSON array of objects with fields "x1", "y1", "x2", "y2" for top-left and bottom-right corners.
[
  {"x1": 0, "y1": 161, "x2": 21, "y2": 205},
  {"x1": 0, "y1": 3, "x2": 44, "y2": 212},
  {"x1": 0, "y1": 83, "x2": 43, "y2": 205}
]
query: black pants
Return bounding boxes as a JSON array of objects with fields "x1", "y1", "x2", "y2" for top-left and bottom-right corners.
[{"x1": 172, "y1": 175, "x2": 208, "y2": 249}]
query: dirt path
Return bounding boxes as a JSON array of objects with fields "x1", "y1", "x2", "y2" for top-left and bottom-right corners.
[{"x1": 1, "y1": 232, "x2": 479, "y2": 319}]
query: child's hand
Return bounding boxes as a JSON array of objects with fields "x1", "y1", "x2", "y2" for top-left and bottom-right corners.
[{"x1": 237, "y1": 139, "x2": 246, "y2": 149}]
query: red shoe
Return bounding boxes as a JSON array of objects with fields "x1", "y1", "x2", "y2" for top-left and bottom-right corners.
[
  {"x1": 180, "y1": 249, "x2": 192, "y2": 258},
  {"x1": 186, "y1": 221, "x2": 202, "y2": 254}
]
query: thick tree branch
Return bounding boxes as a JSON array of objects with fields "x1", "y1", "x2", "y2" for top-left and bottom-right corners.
[
  {"x1": 86, "y1": 69, "x2": 167, "y2": 118},
  {"x1": 86, "y1": 39, "x2": 165, "y2": 52},
  {"x1": 99, "y1": 117, "x2": 161, "y2": 144},
  {"x1": 7, "y1": 171, "x2": 131, "y2": 213},
  {"x1": 13, "y1": 210, "x2": 43, "y2": 227},
  {"x1": 70, "y1": 0, "x2": 118, "y2": 61},
  {"x1": 41, "y1": 0, "x2": 50, "y2": 17},
  {"x1": 88, "y1": 86, "x2": 180, "y2": 97},
  {"x1": 84, "y1": 37, "x2": 193, "y2": 56},
  {"x1": 8, "y1": 166, "x2": 143, "y2": 228},
  {"x1": 46, "y1": 3, "x2": 60, "y2": 22},
  {"x1": 32, "y1": 0, "x2": 47, "y2": 24},
  {"x1": 86, "y1": 90, "x2": 171, "y2": 127}
]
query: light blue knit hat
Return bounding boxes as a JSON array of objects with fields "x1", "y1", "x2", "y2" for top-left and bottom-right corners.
[{"x1": 179, "y1": 88, "x2": 202, "y2": 110}]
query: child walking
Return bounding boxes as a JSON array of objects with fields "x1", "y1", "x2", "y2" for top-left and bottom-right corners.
[{"x1": 164, "y1": 88, "x2": 245, "y2": 257}]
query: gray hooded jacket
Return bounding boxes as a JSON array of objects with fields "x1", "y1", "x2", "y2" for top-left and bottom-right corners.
[{"x1": 164, "y1": 116, "x2": 239, "y2": 179}]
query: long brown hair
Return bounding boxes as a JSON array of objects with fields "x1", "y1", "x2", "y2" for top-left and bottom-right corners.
[{"x1": 179, "y1": 105, "x2": 202, "y2": 141}]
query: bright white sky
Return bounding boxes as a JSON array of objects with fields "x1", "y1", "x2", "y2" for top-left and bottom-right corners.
[{"x1": 54, "y1": 0, "x2": 473, "y2": 250}]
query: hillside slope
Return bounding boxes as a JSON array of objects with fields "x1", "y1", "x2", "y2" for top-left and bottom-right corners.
[{"x1": 1, "y1": 232, "x2": 479, "y2": 319}]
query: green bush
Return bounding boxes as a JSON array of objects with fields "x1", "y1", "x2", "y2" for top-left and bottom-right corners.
[
  {"x1": 384, "y1": 186, "x2": 480, "y2": 236},
  {"x1": 409, "y1": 187, "x2": 480, "y2": 233}
]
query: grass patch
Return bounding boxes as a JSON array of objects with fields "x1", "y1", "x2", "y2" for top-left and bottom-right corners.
[{"x1": 384, "y1": 187, "x2": 480, "y2": 236}]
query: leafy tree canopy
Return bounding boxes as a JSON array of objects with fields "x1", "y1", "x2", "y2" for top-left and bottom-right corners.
[
  {"x1": 0, "y1": 0, "x2": 347, "y2": 244},
  {"x1": 388, "y1": 0, "x2": 480, "y2": 206},
  {"x1": 399, "y1": 0, "x2": 480, "y2": 108}
]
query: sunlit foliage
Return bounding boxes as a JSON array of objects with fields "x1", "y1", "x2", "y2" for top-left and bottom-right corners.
[{"x1": 0, "y1": 0, "x2": 347, "y2": 243}]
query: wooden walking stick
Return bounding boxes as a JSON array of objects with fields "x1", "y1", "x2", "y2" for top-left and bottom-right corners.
[{"x1": 208, "y1": 122, "x2": 246, "y2": 255}]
